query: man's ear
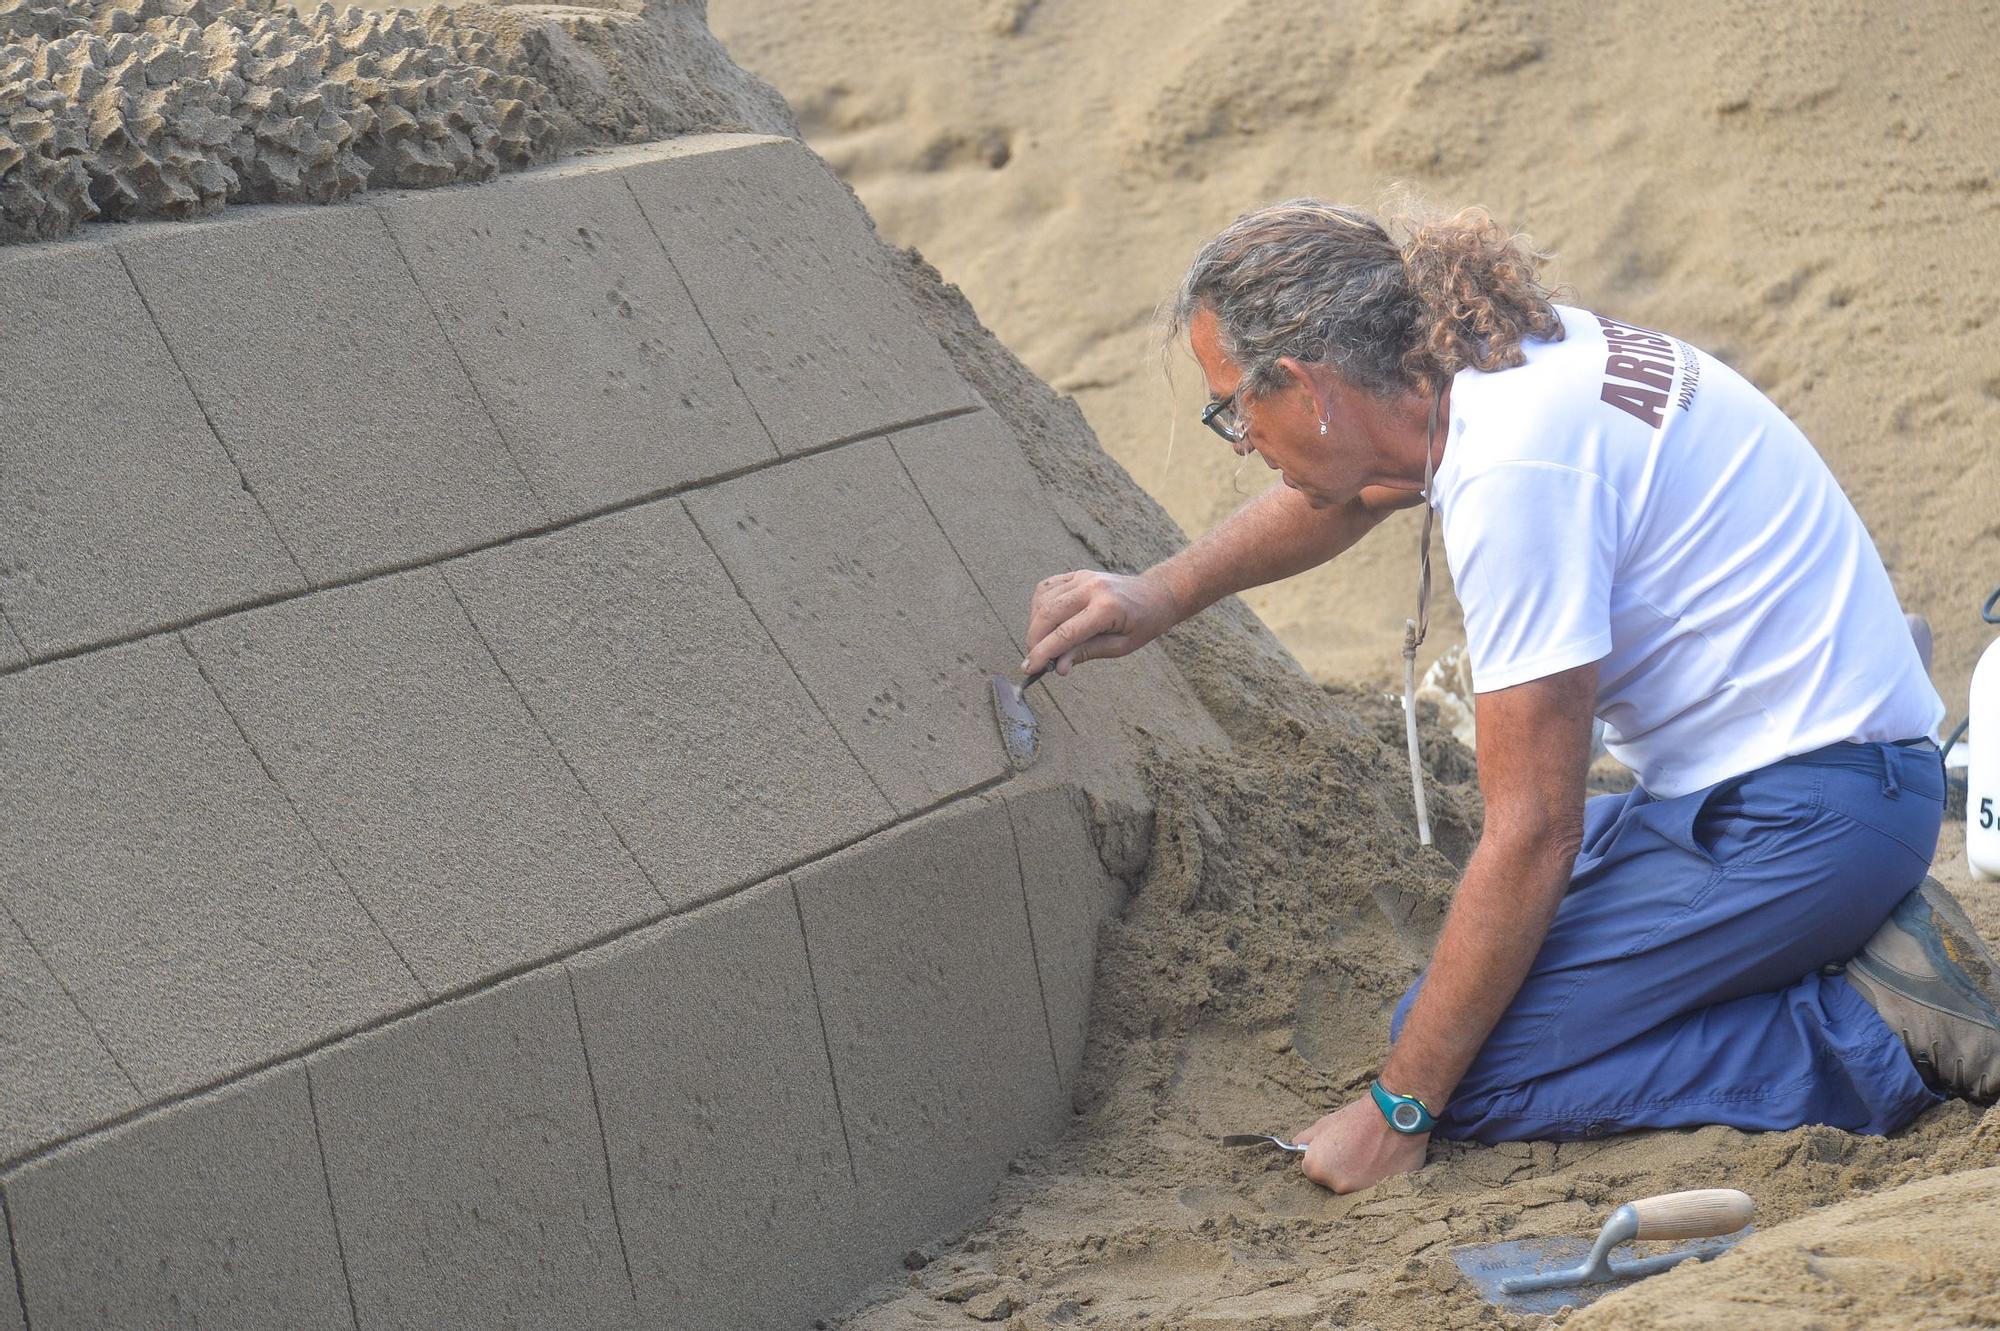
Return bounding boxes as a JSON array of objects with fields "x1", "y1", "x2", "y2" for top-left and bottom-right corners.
[{"x1": 1273, "y1": 355, "x2": 1328, "y2": 420}]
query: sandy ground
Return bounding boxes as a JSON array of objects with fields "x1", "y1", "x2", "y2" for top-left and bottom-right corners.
[
  {"x1": 793, "y1": 680, "x2": 1998, "y2": 1331},
  {"x1": 700, "y1": 3, "x2": 2000, "y2": 1327}
]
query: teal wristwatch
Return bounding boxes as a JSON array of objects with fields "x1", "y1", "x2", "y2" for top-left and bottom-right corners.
[{"x1": 1370, "y1": 1080, "x2": 1436, "y2": 1134}]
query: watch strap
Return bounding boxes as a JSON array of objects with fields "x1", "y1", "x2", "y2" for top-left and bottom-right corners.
[{"x1": 1369, "y1": 1079, "x2": 1436, "y2": 1134}]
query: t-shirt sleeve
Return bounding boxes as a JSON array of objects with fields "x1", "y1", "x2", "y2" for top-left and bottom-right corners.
[{"x1": 1445, "y1": 461, "x2": 1621, "y2": 693}]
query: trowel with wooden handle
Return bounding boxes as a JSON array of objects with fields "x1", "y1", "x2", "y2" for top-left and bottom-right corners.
[
  {"x1": 990, "y1": 663, "x2": 1054, "y2": 770},
  {"x1": 1450, "y1": 1188, "x2": 1754, "y2": 1315}
]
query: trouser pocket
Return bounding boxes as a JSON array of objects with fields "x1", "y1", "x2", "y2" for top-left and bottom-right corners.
[
  {"x1": 1809, "y1": 752, "x2": 1944, "y2": 866},
  {"x1": 1689, "y1": 771, "x2": 1819, "y2": 868}
]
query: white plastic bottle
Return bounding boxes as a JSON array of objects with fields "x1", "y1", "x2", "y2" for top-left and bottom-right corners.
[{"x1": 1972, "y1": 631, "x2": 2000, "y2": 882}]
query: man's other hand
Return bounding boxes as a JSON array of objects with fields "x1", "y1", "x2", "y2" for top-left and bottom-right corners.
[
  {"x1": 1022, "y1": 569, "x2": 1179, "y2": 676},
  {"x1": 1293, "y1": 1098, "x2": 1429, "y2": 1193}
]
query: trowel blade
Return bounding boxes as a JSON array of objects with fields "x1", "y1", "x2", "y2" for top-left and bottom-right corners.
[
  {"x1": 1219, "y1": 1134, "x2": 1306, "y2": 1153},
  {"x1": 990, "y1": 674, "x2": 1040, "y2": 770}
]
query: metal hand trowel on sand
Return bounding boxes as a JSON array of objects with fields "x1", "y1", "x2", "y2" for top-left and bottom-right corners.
[
  {"x1": 990, "y1": 663, "x2": 1054, "y2": 769},
  {"x1": 1219, "y1": 1133, "x2": 1306, "y2": 1154},
  {"x1": 1451, "y1": 1188, "x2": 1754, "y2": 1315}
]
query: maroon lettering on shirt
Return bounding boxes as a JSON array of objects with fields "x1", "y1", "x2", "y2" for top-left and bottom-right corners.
[
  {"x1": 1605, "y1": 353, "x2": 1674, "y2": 392},
  {"x1": 1596, "y1": 314, "x2": 1696, "y2": 428}
]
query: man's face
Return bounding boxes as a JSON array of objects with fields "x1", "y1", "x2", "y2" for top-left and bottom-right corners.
[{"x1": 1188, "y1": 308, "x2": 1351, "y2": 509}]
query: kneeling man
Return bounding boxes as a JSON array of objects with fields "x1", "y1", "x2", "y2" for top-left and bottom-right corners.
[{"x1": 1023, "y1": 199, "x2": 1999, "y2": 1191}]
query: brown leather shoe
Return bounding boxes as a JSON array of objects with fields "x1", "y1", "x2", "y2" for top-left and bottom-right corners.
[{"x1": 1845, "y1": 877, "x2": 2000, "y2": 1102}]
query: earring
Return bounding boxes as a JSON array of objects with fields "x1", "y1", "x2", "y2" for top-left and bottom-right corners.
[{"x1": 1318, "y1": 417, "x2": 1329, "y2": 436}]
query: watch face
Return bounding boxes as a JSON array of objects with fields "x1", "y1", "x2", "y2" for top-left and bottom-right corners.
[{"x1": 1391, "y1": 1102, "x2": 1424, "y2": 1132}]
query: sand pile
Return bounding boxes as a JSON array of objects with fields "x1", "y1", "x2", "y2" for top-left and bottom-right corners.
[
  {"x1": 710, "y1": 0, "x2": 2000, "y2": 718},
  {"x1": 0, "y1": 0, "x2": 791, "y2": 242}
]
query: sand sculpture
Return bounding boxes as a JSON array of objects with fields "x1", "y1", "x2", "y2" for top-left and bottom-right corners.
[
  {"x1": 0, "y1": 9, "x2": 1244, "y2": 1316},
  {"x1": 0, "y1": 121, "x2": 1251, "y2": 1324},
  {"x1": 0, "y1": 0, "x2": 794, "y2": 244}
]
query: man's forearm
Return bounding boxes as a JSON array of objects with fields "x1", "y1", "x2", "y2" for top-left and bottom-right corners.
[
  {"x1": 1150, "y1": 485, "x2": 1388, "y2": 621},
  {"x1": 1296, "y1": 663, "x2": 1596, "y2": 1192},
  {"x1": 1379, "y1": 831, "x2": 1578, "y2": 1110}
]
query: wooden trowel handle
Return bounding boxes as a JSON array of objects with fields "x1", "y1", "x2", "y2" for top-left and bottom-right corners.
[{"x1": 1628, "y1": 1188, "x2": 1754, "y2": 1240}]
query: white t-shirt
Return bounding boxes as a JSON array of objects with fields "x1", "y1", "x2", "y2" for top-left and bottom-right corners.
[{"x1": 1432, "y1": 305, "x2": 1942, "y2": 798}]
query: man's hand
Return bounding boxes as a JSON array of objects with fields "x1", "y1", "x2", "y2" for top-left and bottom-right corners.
[
  {"x1": 1023, "y1": 569, "x2": 1180, "y2": 676},
  {"x1": 1293, "y1": 1098, "x2": 1428, "y2": 1192},
  {"x1": 1019, "y1": 479, "x2": 1402, "y2": 679}
]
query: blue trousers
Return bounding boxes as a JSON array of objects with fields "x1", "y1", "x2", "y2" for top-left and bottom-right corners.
[{"x1": 1392, "y1": 740, "x2": 1946, "y2": 1141}]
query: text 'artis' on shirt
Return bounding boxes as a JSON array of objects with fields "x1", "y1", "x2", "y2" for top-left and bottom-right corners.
[{"x1": 1429, "y1": 305, "x2": 1942, "y2": 798}]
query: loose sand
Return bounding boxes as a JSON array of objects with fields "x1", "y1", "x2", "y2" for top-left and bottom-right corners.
[{"x1": 703, "y1": 2, "x2": 2000, "y2": 1327}]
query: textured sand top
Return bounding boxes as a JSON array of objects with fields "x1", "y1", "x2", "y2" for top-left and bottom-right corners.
[{"x1": 0, "y1": 0, "x2": 794, "y2": 242}]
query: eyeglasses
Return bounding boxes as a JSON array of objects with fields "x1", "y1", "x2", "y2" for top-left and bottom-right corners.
[{"x1": 1200, "y1": 385, "x2": 1248, "y2": 444}]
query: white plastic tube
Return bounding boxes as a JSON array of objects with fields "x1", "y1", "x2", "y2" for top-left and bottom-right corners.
[{"x1": 1404, "y1": 620, "x2": 1432, "y2": 848}]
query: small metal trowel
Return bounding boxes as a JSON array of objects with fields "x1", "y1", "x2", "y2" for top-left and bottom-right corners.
[
  {"x1": 990, "y1": 663, "x2": 1054, "y2": 770},
  {"x1": 1219, "y1": 1133, "x2": 1307, "y2": 1154},
  {"x1": 1451, "y1": 1188, "x2": 1754, "y2": 1315}
]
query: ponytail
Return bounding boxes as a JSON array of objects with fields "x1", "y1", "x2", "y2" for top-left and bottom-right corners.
[{"x1": 1397, "y1": 206, "x2": 1564, "y2": 387}]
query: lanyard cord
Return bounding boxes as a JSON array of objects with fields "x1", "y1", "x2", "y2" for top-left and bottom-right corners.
[
  {"x1": 1401, "y1": 384, "x2": 1443, "y2": 847},
  {"x1": 1414, "y1": 386, "x2": 1438, "y2": 648}
]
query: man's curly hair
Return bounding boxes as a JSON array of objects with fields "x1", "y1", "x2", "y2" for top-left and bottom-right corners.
[{"x1": 1169, "y1": 198, "x2": 1565, "y2": 399}]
